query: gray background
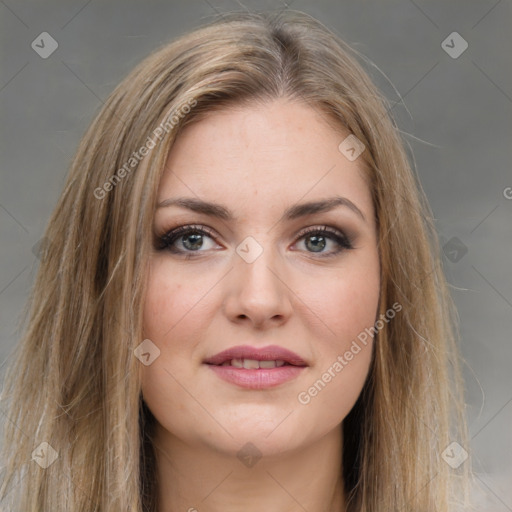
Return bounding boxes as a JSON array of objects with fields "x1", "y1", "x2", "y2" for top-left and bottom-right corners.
[{"x1": 1, "y1": 0, "x2": 511, "y2": 508}]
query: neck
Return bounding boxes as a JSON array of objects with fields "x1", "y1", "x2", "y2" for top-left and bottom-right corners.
[{"x1": 152, "y1": 424, "x2": 345, "y2": 512}]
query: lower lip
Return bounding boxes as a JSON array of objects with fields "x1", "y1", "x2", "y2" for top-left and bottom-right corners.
[{"x1": 206, "y1": 364, "x2": 306, "y2": 389}]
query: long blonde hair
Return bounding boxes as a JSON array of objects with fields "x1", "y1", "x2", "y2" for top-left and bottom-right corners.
[{"x1": 0, "y1": 10, "x2": 472, "y2": 511}]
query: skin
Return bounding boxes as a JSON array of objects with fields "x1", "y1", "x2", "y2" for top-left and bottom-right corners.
[{"x1": 142, "y1": 97, "x2": 380, "y2": 512}]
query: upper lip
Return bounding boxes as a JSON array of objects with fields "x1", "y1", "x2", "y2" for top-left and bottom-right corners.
[{"x1": 204, "y1": 345, "x2": 308, "y2": 366}]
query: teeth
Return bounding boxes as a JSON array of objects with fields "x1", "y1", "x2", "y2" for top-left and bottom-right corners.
[
  {"x1": 243, "y1": 359, "x2": 260, "y2": 369},
  {"x1": 222, "y1": 359, "x2": 289, "y2": 369},
  {"x1": 258, "y1": 360, "x2": 277, "y2": 369}
]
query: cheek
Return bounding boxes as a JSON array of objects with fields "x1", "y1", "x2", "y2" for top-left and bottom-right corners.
[
  {"x1": 143, "y1": 259, "x2": 208, "y2": 341},
  {"x1": 293, "y1": 253, "x2": 379, "y2": 426},
  {"x1": 141, "y1": 261, "x2": 209, "y2": 441},
  {"x1": 301, "y1": 252, "x2": 380, "y2": 346},
  {"x1": 141, "y1": 260, "x2": 203, "y2": 395},
  {"x1": 144, "y1": 258, "x2": 185, "y2": 334}
]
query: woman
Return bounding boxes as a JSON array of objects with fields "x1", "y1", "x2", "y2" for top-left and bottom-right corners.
[{"x1": 0, "y1": 10, "x2": 472, "y2": 511}]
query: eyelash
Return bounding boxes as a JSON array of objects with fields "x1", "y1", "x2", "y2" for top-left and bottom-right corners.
[{"x1": 155, "y1": 224, "x2": 354, "y2": 259}]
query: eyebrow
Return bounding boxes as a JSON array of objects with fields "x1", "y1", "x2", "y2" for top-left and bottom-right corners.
[{"x1": 157, "y1": 195, "x2": 366, "y2": 222}]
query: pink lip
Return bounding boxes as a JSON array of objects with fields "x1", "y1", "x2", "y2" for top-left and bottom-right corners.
[
  {"x1": 207, "y1": 365, "x2": 306, "y2": 389},
  {"x1": 203, "y1": 344, "x2": 307, "y2": 366},
  {"x1": 203, "y1": 345, "x2": 307, "y2": 390}
]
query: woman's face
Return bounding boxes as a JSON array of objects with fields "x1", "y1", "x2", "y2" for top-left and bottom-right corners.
[{"x1": 142, "y1": 98, "x2": 380, "y2": 456}]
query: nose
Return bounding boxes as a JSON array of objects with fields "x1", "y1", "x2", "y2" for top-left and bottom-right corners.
[{"x1": 222, "y1": 244, "x2": 293, "y2": 329}]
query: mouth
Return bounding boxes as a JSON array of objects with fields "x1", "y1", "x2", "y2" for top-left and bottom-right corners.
[
  {"x1": 203, "y1": 344, "x2": 308, "y2": 368},
  {"x1": 203, "y1": 345, "x2": 308, "y2": 389},
  {"x1": 210, "y1": 358, "x2": 298, "y2": 369}
]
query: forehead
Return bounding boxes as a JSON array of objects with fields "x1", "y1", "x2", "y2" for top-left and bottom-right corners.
[{"x1": 159, "y1": 98, "x2": 372, "y2": 219}]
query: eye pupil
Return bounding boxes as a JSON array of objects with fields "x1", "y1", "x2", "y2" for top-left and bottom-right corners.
[
  {"x1": 183, "y1": 233, "x2": 203, "y2": 251},
  {"x1": 306, "y1": 235, "x2": 326, "y2": 252}
]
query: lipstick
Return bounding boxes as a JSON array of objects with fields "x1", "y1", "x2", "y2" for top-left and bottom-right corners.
[{"x1": 203, "y1": 344, "x2": 307, "y2": 390}]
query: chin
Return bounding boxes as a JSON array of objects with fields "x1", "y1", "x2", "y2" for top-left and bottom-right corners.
[{"x1": 202, "y1": 427, "x2": 308, "y2": 460}]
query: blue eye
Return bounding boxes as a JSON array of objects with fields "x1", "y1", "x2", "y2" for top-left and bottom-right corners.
[
  {"x1": 156, "y1": 224, "x2": 353, "y2": 257},
  {"x1": 294, "y1": 226, "x2": 353, "y2": 256},
  {"x1": 156, "y1": 225, "x2": 219, "y2": 254}
]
